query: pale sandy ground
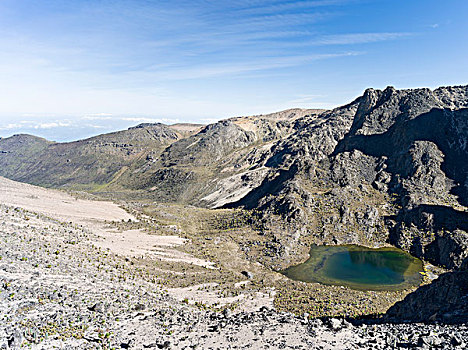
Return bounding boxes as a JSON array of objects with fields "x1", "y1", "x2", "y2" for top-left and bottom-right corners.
[
  {"x1": 0, "y1": 176, "x2": 267, "y2": 310},
  {"x1": 0, "y1": 176, "x2": 212, "y2": 268},
  {"x1": 2, "y1": 176, "x2": 466, "y2": 349},
  {"x1": 167, "y1": 282, "x2": 276, "y2": 311},
  {"x1": 0, "y1": 176, "x2": 134, "y2": 223}
]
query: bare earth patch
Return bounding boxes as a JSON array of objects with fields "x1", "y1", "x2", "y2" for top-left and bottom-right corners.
[
  {"x1": 2, "y1": 177, "x2": 467, "y2": 349},
  {"x1": 0, "y1": 176, "x2": 212, "y2": 269}
]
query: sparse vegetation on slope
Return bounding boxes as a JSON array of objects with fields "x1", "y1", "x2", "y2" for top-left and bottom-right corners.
[{"x1": 1, "y1": 87, "x2": 468, "y2": 325}]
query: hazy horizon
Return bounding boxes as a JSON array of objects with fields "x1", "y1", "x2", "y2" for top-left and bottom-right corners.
[
  {"x1": 0, "y1": 83, "x2": 462, "y2": 142},
  {"x1": 1, "y1": 0, "x2": 467, "y2": 141},
  {"x1": 0, "y1": 106, "x2": 322, "y2": 142}
]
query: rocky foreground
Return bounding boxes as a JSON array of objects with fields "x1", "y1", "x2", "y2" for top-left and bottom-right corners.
[
  {"x1": 1, "y1": 85, "x2": 468, "y2": 348},
  {"x1": 1, "y1": 204, "x2": 468, "y2": 349}
]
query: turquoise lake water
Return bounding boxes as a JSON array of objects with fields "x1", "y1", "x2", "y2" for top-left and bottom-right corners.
[{"x1": 281, "y1": 245, "x2": 424, "y2": 291}]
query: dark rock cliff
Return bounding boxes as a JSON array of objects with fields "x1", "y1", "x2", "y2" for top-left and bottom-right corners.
[
  {"x1": 223, "y1": 86, "x2": 468, "y2": 274},
  {"x1": 1, "y1": 86, "x2": 467, "y2": 275},
  {"x1": 1, "y1": 86, "x2": 467, "y2": 322},
  {"x1": 385, "y1": 270, "x2": 468, "y2": 323}
]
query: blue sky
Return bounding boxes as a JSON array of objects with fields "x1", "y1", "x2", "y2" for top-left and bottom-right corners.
[{"x1": 0, "y1": 0, "x2": 467, "y2": 141}]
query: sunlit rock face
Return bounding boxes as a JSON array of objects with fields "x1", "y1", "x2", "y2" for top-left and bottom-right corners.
[{"x1": 0, "y1": 86, "x2": 467, "y2": 273}]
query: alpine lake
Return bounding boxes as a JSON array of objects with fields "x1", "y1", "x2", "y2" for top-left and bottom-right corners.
[{"x1": 281, "y1": 245, "x2": 424, "y2": 291}]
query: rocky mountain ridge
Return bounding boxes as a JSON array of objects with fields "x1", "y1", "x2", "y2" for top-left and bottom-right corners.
[{"x1": 1, "y1": 86, "x2": 468, "y2": 324}]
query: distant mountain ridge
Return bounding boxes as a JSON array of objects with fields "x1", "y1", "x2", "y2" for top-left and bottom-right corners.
[
  {"x1": 0, "y1": 123, "x2": 182, "y2": 190},
  {"x1": 1, "y1": 88, "x2": 468, "y2": 309}
]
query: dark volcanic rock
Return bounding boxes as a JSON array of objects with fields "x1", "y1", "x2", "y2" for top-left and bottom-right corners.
[
  {"x1": 160, "y1": 120, "x2": 256, "y2": 167},
  {"x1": 1, "y1": 85, "x2": 467, "y2": 272},
  {"x1": 385, "y1": 270, "x2": 468, "y2": 323},
  {"x1": 231, "y1": 85, "x2": 468, "y2": 271}
]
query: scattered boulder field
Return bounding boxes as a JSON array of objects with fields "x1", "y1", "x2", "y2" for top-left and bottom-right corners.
[
  {"x1": 1, "y1": 85, "x2": 468, "y2": 348},
  {"x1": 1, "y1": 183, "x2": 468, "y2": 349}
]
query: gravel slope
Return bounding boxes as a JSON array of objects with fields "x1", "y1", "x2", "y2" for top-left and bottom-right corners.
[{"x1": 1, "y1": 179, "x2": 467, "y2": 349}]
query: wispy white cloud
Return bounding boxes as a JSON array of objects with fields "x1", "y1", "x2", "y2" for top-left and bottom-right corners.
[
  {"x1": 150, "y1": 52, "x2": 362, "y2": 80},
  {"x1": 83, "y1": 124, "x2": 106, "y2": 129},
  {"x1": 0, "y1": 120, "x2": 72, "y2": 130},
  {"x1": 82, "y1": 114, "x2": 114, "y2": 121},
  {"x1": 223, "y1": 12, "x2": 333, "y2": 31},
  {"x1": 0, "y1": 0, "x2": 441, "y2": 132},
  {"x1": 33, "y1": 121, "x2": 72, "y2": 129},
  {"x1": 237, "y1": 0, "x2": 354, "y2": 15},
  {"x1": 0, "y1": 123, "x2": 23, "y2": 130},
  {"x1": 312, "y1": 32, "x2": 413, "y2": 45}
]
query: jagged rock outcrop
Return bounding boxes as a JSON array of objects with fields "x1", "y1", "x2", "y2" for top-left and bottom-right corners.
[
  {"x1": 385, "y1": 270, "x2": 468, "y2": 323},
  {"x1": 1, "y1": 86, "x2": 467, "y2": 272},
  {"x1": 2, "y1": 88, "x2": 468, "y2": 331},
  {"x1": 139, "y1": 109, "x2": 325, "y2": 205},
  {"x1": 161, "y1": 120, "x2": 256, "y2": 167},
  {"x1": 228, "y1": 85, "x2": 468, "y2": 270},
  {"x1": 265, "y1": 101, "x2": 360, "y2": 168}
]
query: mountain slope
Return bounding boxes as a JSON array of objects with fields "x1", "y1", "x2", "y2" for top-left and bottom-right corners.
[
  {"x1": 0, "y1": 123, "x2": 184, "y2": 189},
  {"x1": 0, "y1": 108, "x2": 321, "y2": 202},
  {"x1": 0, "y1": 134, "x2": 52, "y2": 180},
  {"x1": 1, "y1": 89, "x2": 467, "y2": 326},
  {"x1": 227, "y1": 85, "x2": 468, "y2": 270},
  {"x1": 125, "y1": 108, "x2": 324, "y2": 204},
  {"x1": 0, "y1": 89, "x2": 467, "y2": 273}
]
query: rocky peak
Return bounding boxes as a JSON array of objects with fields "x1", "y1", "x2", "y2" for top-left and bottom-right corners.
[
  {"x1": 347, "y1": 85, "x2": 468, "y2": 137},
  {"x1": 433, "y1": 85, "x2": 468, "y2": 109},
  {"x1": 129, "y1": 122, "x2": 166, "y2": 129},
  {"x1": 160, "y1": 119, "x2": 257, "y2": 167}
]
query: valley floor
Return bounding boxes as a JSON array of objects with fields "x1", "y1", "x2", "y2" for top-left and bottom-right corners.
[{"x1": 1, "y1": 177, "x2": 467, "y2": 349}]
